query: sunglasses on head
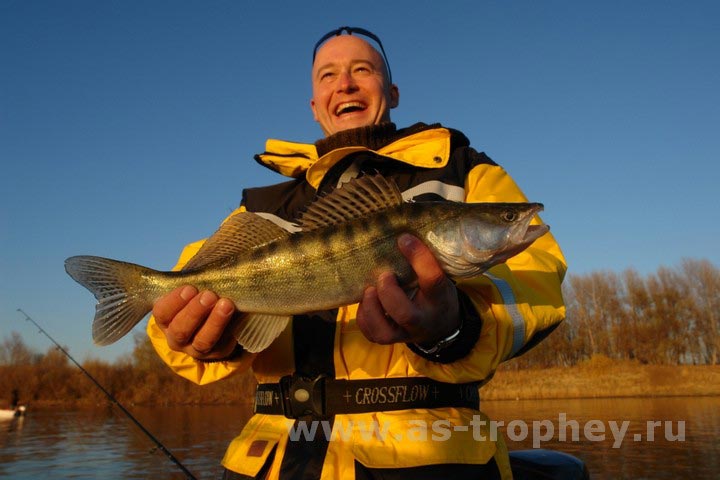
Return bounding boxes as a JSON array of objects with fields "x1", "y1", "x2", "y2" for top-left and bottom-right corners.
[{"x1": 312, "y1": 26, "x2": 393, "y2": 83}]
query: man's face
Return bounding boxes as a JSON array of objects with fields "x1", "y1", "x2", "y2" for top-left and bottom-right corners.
[{"x1": 311, "y1": 35, "x2": 399, "y2": 136}]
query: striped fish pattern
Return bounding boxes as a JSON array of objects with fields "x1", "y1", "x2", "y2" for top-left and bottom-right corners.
[{"x1": 65, "y1": 175, "x2": 548, "y2": 353}]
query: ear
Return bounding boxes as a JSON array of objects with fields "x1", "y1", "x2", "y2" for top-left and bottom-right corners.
[
  {"x1": 310, "y1": 99, "x2": 319, "y2": 122},
  {"x1": 389, "y1": 84, "x2": 400, "y2": 109}
]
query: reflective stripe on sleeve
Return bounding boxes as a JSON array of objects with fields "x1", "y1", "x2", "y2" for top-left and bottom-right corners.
[{"x1": 484, "y1": 273, "x2": 525, "y2": 359}]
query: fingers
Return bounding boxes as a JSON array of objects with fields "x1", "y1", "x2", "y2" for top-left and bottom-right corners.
[
  {"x1": 190, "y1": 297, "x2": 235, "y2": 354},
  {"x1": 356, "y1": 284, "x2": 410, "y2": 344},
  {"x1": 397, "y1": 233, "x2": 448, "y2": 297},
  {"x1": 152, "y1": 285, "x2": 236, "y2": 357},
  {"x1": 374, "y1": 272, "x2": 416, "y2": 328},
  {"x1": 170, "y1": 290, "x2": 220, "y2": 346},
  {"x1": 153, "y1": 285, "x2": 198, "y2": 327},
  {"x1": 357, "y1": 234, "x2": 461, "y2": 346}
]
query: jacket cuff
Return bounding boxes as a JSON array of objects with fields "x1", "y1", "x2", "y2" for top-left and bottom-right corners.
[
  {"x1": 407, "y1": 288, "x2": 482, "y2": 364},
  {"x1": 198, "y1": 344, "x2": 247, "y2": 364}
]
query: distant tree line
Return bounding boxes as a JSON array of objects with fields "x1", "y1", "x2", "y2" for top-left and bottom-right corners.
[
  {"x1": 0, "y1": 332, "x2": 256, "y2": 407},
  {"x1": 507, "y1": 258, "x2": 719, "y2": 369},
  {"x1": 1, "y1": 258, "x2": 717, "y2": 406}
]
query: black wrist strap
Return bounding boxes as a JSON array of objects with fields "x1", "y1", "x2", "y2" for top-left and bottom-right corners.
[{"x1": 407, "y1": 288, "x2": 482, "y2": 364}]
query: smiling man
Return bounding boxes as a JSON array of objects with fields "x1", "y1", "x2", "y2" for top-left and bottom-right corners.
[
  {"x1": 147, "y1": 27, "x2": 567, "y2": 480},
  {"x1": 310, "y1": 34, "x2": 399, "y2": 136}
]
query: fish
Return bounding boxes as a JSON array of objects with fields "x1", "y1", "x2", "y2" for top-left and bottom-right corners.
[{"x1": 65, "y1": 175, "x2": 549, "y2": 353}]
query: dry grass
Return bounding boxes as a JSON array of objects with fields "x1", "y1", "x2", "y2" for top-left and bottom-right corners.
[{"x1": 481, "y1": 355, "x2": 720, "y2": 400}]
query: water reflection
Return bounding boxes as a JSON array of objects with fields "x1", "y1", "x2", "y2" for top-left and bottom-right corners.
[
  {"x1": 482, "y1": 397, "x2": 720, "y2": 479},
  {"x1": 0, "y1": 398, "x2": 716, "y2": 479}
]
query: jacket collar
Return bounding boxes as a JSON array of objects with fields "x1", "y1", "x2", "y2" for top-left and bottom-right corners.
[{"x1": 254, "y1": 123, "x2": 453, "y2": 189}]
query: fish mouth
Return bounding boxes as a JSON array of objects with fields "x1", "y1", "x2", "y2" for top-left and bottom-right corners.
[
  {"x1": 334, "y1": 101, "x2": 367, "y2": 117},
  {"x1": 496, "y1": 223, "x2": 548, "y2": 264},
  {"x1": 507, "y1": 204, "x2": 549, "y2": 254},
  {"x1": 493, "y1": 221, "x2": 550, "y2": 265},
  {"x1": 520, "y1": 224, "x2": 550, "y2": 246}
]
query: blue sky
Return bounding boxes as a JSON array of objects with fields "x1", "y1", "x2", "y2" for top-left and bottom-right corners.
[{"x1": 1, "y1": 0, "x2": 718, "y2": 362}]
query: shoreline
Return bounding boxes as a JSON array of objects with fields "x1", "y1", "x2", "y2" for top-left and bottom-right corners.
[
  {"x1": 9, "y1": 360, "x2": 719, "y2": 408},
  {"x1": 480, "y1": 358, "x2": 720, "y2": 400}
]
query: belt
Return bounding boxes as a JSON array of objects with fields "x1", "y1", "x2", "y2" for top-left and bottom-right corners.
[{"x1": 254, "y1": 374, "x2": 480, "y2": 419}]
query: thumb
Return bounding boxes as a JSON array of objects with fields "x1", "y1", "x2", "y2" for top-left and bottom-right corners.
[{"x1": 397, "y1": 234, "x2": 449, "y2": 296}]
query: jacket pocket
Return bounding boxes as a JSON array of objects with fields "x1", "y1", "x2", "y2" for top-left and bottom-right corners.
[{"x1": 222, "y1": 415, "x2": 292, "y2": 477}]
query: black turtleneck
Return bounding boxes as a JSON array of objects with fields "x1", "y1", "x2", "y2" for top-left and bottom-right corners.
[{"x1": 314, "y1": 122, "x2": 442, "y2": 157}]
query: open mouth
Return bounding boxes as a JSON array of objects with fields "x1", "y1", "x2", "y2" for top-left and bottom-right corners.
[
  {"x1": 511, "y1": 205, "x2": 550, "y2": 253},
  {"x1": 335, "y1": 101, "x2": 366, "y2": 116},
  {"x1": 508, "y1": 204, "x2": 549, "y2": 249},
  {"x1": 522, "y1": 224, "x2": 550, "y2": 245},
  {"x1": 491, "y1": 222, "x2": 549, "y2": 267}
]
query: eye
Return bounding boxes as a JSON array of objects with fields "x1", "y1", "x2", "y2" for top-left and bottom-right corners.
[
  {"x1": 319, "y1": 70, "x2": 337, "y2": 81},
  {"x1": 353, "y1": 65, "x2": 372, "y2": 75},
  {"x1": 501, "y1": 211, "x2": 518, "y2": 222}
]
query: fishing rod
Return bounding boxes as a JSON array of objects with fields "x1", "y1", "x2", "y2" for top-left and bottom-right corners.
[{"x1": 17, "y1": 308, "x2": 198, "y2": 480}]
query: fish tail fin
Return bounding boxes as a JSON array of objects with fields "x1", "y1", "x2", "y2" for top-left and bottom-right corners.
[{"x1": 65, "y1": 255, "x2": 161, "y2": 346}]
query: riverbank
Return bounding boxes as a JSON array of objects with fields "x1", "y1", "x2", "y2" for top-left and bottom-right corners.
[
  {"x1": 481, "y1": 356, "x2": 720, "y2": 400},
  {"x1": 8, "y1": 357, "x2": 720, "y2": 408}
]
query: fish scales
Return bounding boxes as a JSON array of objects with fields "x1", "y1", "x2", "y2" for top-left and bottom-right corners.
[
  {"x1": 65, "y1": 174, "x2": 549, "y2": 352},
  {"x1": 138, "y1": 204, "x2": 434, "y2": 315},
  {"x1": 200, "y1": 210, "x2": 411, "y2": 313}
]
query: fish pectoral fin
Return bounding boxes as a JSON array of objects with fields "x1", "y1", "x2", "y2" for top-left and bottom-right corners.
[
  {"x1": 232, "y1": 313, "x2": 291, "y2": 353},
  {"x1": 183, "y1": 212, "x2": 290, "y2": 271}
]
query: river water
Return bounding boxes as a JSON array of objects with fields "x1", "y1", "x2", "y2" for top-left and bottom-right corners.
[{"x1": 1, "y1": 397, "x2": 717, "y2": 479}]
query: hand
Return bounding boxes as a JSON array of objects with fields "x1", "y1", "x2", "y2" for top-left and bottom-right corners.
[
  {"x1": 152, "y1": 285, "x2": 239, "y2": 360},
  {"x1": 356, "y1": 233, "x2": 461, "y2": 347}
]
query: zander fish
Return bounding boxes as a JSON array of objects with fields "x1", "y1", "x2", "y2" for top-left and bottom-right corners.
[{"x1": 65, "y1": 175, "x2": 549, "y2": 353}]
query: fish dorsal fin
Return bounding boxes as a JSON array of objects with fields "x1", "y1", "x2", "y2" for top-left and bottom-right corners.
[
  {"x1": 298, "y1": 174, "x2": 404, "y2": 231},
  {"x1": 182, "y1": 212, "x2": 289, "y2": 270}
]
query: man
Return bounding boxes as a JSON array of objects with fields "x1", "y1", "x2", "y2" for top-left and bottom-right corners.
[{"x1": 148, "y1": 27, "x2": 566, "y2": 480}]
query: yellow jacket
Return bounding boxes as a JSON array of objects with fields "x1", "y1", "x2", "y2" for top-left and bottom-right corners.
[{"x1": 147, "y1": 124, "x2": 566, "y2": 479}]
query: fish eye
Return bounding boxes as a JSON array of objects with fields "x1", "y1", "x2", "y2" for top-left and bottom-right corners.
[{"x1": 502, "y1": 211, "x2": 518, "y2": 222}]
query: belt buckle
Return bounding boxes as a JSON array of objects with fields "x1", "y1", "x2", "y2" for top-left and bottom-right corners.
[{"x1": 280, "y1": 374, "x2": 327, "y2": 418}]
